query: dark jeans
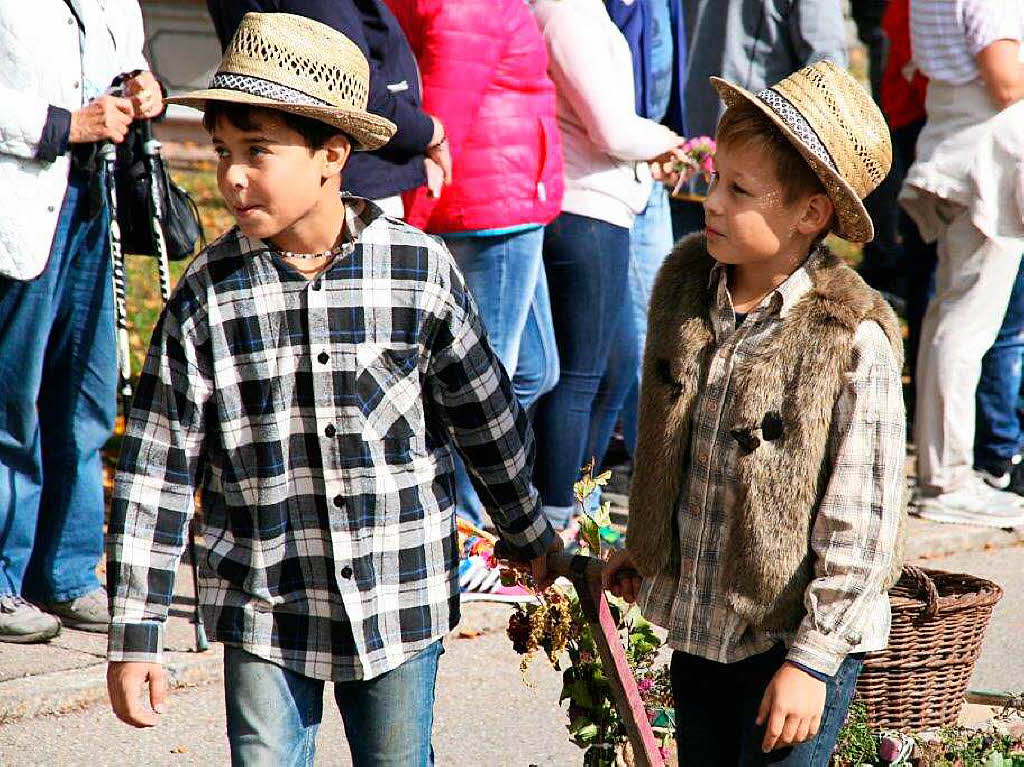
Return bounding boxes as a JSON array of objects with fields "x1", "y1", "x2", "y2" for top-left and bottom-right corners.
[
  {"x1": 975, "y1": 258, "x2": 1024, "y2": 472},
  {"x1": 0, "y1": 171, "x2": 115, "y2": 601},
  {"x1": 671, "y1": 644, "x2": 864, "y2": 767},
  {"x1": 534, "y1": 212, "x2": 630, "y2": 522}
]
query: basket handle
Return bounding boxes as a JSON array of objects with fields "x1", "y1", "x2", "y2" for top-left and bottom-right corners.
[{"x1": 902, "y1": 565, "x2": 940, "y2": 617}]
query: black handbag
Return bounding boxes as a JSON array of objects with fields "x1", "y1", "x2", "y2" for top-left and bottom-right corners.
[{"x1": 113, "y1": 120, "x2": 204, "y2": 261}]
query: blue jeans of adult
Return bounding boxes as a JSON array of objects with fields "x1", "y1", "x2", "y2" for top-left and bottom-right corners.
[
  {"x1": 534, "y1": 213, "x2": 630, "y2": 528},
  {"x1": 0, "y1": 170, "x2": 115, "y2": 601},
  {"x1": 587, "y1": 184, "x2": 674, "y2": 466},
  {"x1": 671, "y1": 643, "x2": 864, "y2": 766},
  {"x1": 224, "y1": 641, "x2": 443, "y2": 766},
  {"x1": 975, "y1": 256, "x2": 1024, "y2": 473},
  {"x1": 443, "y1": 228, "x2": 559, "y2": 527}
]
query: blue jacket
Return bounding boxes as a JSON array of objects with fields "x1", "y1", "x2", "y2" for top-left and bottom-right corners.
[{"x1": 207, "y1": 0, "x2": 433, "y2": 200}]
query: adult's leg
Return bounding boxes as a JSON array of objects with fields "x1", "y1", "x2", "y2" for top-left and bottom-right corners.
[
  {"x1": 0, "y1": 178, "x2": 83, "y2": 599},
  {"x1": 737, "y1": 652, "x2": 864, "y2": 766},
  {"x1": 443, "y1": 230, "x2": 545, "y2": 528},
  {"x1": 533, "y1": 213, "x2": 630, "y2": 528},
  {"x1": 915, "y1": 204, "x2": 1023, "y2": 493},
  {"x1": 24, "y1": 183, "x2": 116, "y2": 603},
  {"x1": 511, "y1": 263, "x2": 560, "y2": 410},
  {"x1": 335, "y1": 639, "x2": 443, "y2": 767},
  {"x1": 223, "y1": 646, "x2": 325, "y2": 767},
  {"x1": 975, "y1": 258, "x2": 1024, "y2": 476}
]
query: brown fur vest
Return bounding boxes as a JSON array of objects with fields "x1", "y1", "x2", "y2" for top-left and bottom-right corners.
[{"x1": 627, "y1": 233, "x2": 906, "y2": 633}]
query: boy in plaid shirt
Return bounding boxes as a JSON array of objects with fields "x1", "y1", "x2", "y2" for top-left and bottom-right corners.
[
  {"x1": 607, "y1": 61, "x2": 906, "y2": 765},
  {"x1": 104, "y1": 13, "x2": 557, "y2": 764}
]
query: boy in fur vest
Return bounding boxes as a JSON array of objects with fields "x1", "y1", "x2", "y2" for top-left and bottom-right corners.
[{"x1": 605, "y1": 60, "x2": 906, "y2": 765}]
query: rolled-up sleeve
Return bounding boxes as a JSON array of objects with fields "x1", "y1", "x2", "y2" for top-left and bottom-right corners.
[{"x1": 787, "y1": 320, "x2": 906, "y2": 676}]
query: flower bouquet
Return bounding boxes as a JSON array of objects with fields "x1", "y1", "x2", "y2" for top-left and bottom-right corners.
[
  {"x1": 669, "y1": 136, "x2": 717, "y2": 202},
  {"x1": 497, "y1": 463, "x2": 676, "y2": 766}
]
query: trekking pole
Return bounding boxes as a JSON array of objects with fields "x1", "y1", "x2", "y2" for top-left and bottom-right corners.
[
  {"x1": 139, "y1": 119, "x2": 208, "y2": 653},
  {"x1": 101, "y1": 141, "x2": 134, "y2": 419}
]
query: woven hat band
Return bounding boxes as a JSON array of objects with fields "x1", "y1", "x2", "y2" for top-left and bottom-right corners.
[
  {"x1": 756, "y1": 88, "x2": 839, "y2": 175},
  {"x1": 210, "y1": 72, "x2": 332, "y2": 108}
]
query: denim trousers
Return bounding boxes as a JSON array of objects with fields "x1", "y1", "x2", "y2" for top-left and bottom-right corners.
[
  {"x1": 534, "y1": 212, "x2": 630, "y2": 525},
  {"x1": 443, "y1": 228, "x2": 559, "y2": 527},
  {"x1": 0, "y1": 171, "x2": 115, "y2": 601},
  {"x1": 587, "y1": 184, "x2": 674, "y2": 465},
  {"x1": 224, "y1": 641, "x2": 444, "y2": 767},
  {"x1": 671, "y1": 644, "x2": 864, "y2": 766},
  {"x1": 975, "y1": 257, "x2": 1024, "y2": 471}
]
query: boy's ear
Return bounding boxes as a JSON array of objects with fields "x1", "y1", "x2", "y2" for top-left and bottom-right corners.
[
  {"x1": 321, "y1": 134, "x2": 352, "y2": 181},
  {"x1": 796, "y1": 192, "x2": 835, "y2": 238}
]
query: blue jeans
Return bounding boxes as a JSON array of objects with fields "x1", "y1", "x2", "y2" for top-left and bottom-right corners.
[
  {"x1": 671, "y1": 644, "x2": 864, "y2": 766},
  {"x1": 534, "y1": 213, "x2": 630, "y2": 526},
  {"x1": 224, "y1": 641, "x2": 444, "y2": 766},
  {"x1": 588, "y1": 184, "x2": 674, "y2": 465},
  {"x1": 443, "y1": 228, "x2": 559, "y2": 527},
  {"x1": 975, "y1": 257, "x2": 1024, "y2": 472},
  {"x1": 0, "y1": 171, "x2": 115, "y2": 601}
]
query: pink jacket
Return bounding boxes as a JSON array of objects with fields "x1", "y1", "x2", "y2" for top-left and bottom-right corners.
[{"x1": 387, "y1": 0, "x2": 564, "y2": 233}]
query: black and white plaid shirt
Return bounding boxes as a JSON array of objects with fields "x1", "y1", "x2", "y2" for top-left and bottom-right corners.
[{"x1": 107, "y1": 198, "x2": 554, "y2": 681}]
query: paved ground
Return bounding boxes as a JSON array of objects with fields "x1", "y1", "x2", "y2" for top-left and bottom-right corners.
[{"x1": 0, "y1": 530, "x2": 1020, "y2": 766}]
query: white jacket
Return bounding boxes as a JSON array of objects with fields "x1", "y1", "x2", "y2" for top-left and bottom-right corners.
[
  {"x1": 0, "y1": 0, "x2": 148, "y2": 280},
  {"x1": 531, "y1": 0, "x2": 680, "y2": 228}
]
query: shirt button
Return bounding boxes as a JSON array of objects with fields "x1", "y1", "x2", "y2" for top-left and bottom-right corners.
[
  {"x1": 340, "y1": 565, "x2": 354, "y2": 579},
  {"x1": 317, "y1": 351, "x2": 329, "y2": 364},
  {"x1": 324, "y1": 424, "x2": 336, "y2": 438},
  {"x1": 699, "y1": 451, "x2": 709, "y2": 464},
  {"x1": 333, "y1": 494, "x2": 343, "y2": 508},
  {"x1": 67, "y1": 17, "x2": 74, "y2": 24},
  {"x1": 47, "y1": 205, "x2": 55, "y2": 213},
  {"x1": 72, "y1": 81, "x2": 79, "y2": 90}
]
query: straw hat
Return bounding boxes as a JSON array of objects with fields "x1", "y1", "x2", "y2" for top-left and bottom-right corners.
[
  {"x1": 167, "y1": 12, "x2": 396, "y2": 151},
  {"x1": 711, "y1": 60, "x2": 892, "y2": 242}
]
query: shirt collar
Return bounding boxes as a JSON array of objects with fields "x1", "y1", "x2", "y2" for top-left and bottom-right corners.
[{"x1": 709, "y1": 245, "x2": 824, "y2": 319}]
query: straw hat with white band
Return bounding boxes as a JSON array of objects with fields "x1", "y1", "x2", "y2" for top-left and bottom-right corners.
[
  {"x1": 167, "y1": 12, "x2": 396, "y2": 151},
  {"x1": 711, "y1": 59, "x2": 892, "y2": 243}
]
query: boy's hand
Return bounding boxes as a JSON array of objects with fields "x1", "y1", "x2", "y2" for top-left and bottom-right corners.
[
  {"x1": 424, "y1": 157, "x2": 444, "y2": 198},
  {"x1": 529, "y1": 534, "x2": 564, "y2": 591},
  {"x1": 107, "y1": 661, "x2": 168, "y2": 728},
  {"x1": 756, "y1": 663, "x2": 827, "y2": 752},
  {"x1": 602, "y1": 549, "x2": 643, "y2": 603}
]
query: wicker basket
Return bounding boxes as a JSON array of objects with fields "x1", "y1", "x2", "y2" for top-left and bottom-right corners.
[{"x1": 855, "y1": 566, "x2": 1003, "y2": 732}]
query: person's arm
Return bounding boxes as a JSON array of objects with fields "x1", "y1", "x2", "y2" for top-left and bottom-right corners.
[
  {"x1": 425, "y1": 246, "x2": 557, "y2": 573},
  {"x1": 402, "y1": 1, "x2": 508, "y2": 226},
  {"x1": 542, "y1": 6, "x2": 680, "y2": 161},
  {"x1": 788, "y1": 320, "x2": 905, "y2": 676},
  {"x1": 788, "y1": 0, "x2": 849, "y2": 69},
  {"x1": 106, "y1": 282, "x2": 214, "y2": 726},
  {"x1": 976, "y1": 40, "x2": 1024, "y2": 109}
]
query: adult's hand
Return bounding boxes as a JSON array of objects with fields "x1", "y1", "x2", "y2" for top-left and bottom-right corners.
[
  {"x1": 755, "y1": 663, "x2": 827, "y2": 752},
  {"x1": 69, "y1": 95, "x2": 134, "y2": 144},
  {"x1": 424, "y1": 156, "x2": 444, "y2": 198},
  {"x1": 426, "y1": 115, "x2": 452, "y2": 185},
  {"x1": 650, "y1": 147, "x2": 698, "y2": 190},
  {"x1": 107, "y1": 661, "x2": 168, "y2": 727},
  {"x1": 122, "y1": 70, "x2": 164, "y2": 120}
]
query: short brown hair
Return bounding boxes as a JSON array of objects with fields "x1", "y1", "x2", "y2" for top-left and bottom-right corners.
[
  {"x1": 716, "y1": 101, "x2": 826, "y2": 206},
  {"x1": 202, "y1": 102, "x2": 348, "y2": 151}
]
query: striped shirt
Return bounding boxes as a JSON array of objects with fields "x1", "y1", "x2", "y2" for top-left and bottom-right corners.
[
  {"x1": 106, "y1": 198, "x2": 554, "y2": 681},
  {"x1": 639, "y1": 253, "x2": 906, "y2": 677},
  {"x1": 910, "y1": 0, "x2": 1024, "y2": 85}
]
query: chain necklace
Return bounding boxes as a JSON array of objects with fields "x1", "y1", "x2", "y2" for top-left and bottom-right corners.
[{"x1": 274, "y1": 242, "x2": 353, "y2": 260}]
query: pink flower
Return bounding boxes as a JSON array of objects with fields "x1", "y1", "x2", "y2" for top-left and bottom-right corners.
[{"x1": 637, "y1": 678, "x2": 653, "y2": 694}]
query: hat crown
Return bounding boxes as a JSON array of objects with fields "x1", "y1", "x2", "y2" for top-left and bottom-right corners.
[
  {"x1": 217, "y1": 12, "x2": 370, "y2": 113},
  {"x1": 769, "y1": 60, "x2": 892, "y2": 200}
]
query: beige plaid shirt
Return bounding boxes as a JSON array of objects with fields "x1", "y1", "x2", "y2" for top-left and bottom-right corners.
[{"x1": 639, "y1": 254, "x2": 906, "y2": 676}]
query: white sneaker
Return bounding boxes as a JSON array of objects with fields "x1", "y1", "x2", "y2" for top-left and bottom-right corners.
[{"x1": 915, "y1": 475, "x2": 1024, "y2": 529}]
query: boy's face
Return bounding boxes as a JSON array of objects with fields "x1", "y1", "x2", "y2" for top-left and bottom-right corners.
[
  {"x1": 702, "y1": 139, "x2": 831, "y2": 267},
  {"x1": 212, "y1": 111, "x2": 350, "y2": 245}
]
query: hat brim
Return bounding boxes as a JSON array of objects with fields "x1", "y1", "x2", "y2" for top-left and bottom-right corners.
[
  {"x1": 166, "y1": 89, "x2": 397, "y2": 152},
  {"x1": 709, "y1": 77, "x2": 874, "y2": 243}
]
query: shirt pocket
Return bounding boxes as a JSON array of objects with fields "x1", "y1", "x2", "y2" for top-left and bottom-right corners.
[{"x1": 354, "y1": 342, "x2": 425, "y2": 445}]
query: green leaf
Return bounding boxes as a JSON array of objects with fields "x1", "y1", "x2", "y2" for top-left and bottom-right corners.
[
  {"x1": 579, "y1": 515, "x2": 601, "y2": 554},
  {"x1": 576, "y1": 724, "x2": 599, "y2": 743},
  {"x1": 592, "y1": 501, "x2": 612, "y2": 528}
]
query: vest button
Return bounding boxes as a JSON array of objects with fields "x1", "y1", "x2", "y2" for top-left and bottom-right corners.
[
  {"x1": 340, "y1": 566, "x2": 353, "y2": 579},
  {"x1": 325, "y1": 424, "x2": 336, "y2": 438}
]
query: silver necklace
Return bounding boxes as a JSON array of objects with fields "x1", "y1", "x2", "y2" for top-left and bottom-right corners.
[{"x1": 275, "y1": 242, "x2": 353, "y2": 260}]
